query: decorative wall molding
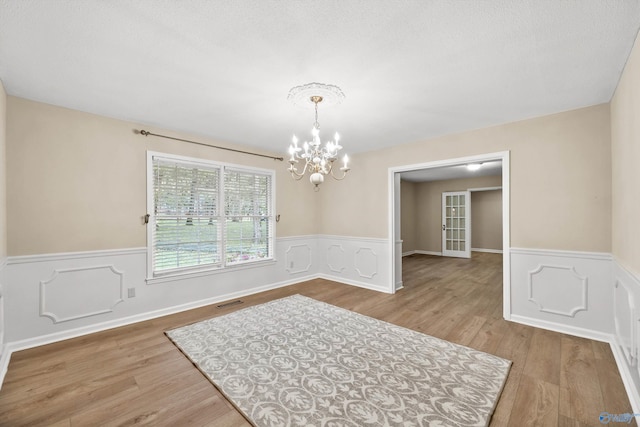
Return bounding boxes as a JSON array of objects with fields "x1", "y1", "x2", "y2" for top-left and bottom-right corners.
[
  {"x1": 527, "y1": 264, "x2": 588, "y2": 317},
  {"x1": 285, "y1": 244, "x2": 312, "y2": 274},
  {"x1": 39, "y1": 265, "x2": 125, "y2": 323},
  {"x1": 510, "y1": 248, "x2": 613, "y2": 337},
  {"x1": 9, "y1": 247, "x2": 147, "y2": 264},
  {"x1": 471, "y1": 248, "x2": 503, "y2": 254},
  {"x1": 613, "y1": 279, "x2": 636, "y2": 366},
  {"x1": 611, "y1": 258, "x2": 640, "y2": 414},
  {"x1": 403, "y1": 250, "x2": 443, "y2": 257},
  {"x1": 326, "y1": 244, "x2": 346, "y2": 273},
  {"x1": 354, "y1": 247, "x2": 378, "y2": 279},
  {"x1": 511, "y1": 247, "x2": 612, "y2": 261},
  {"x1": 510, "y1": 314, "x2": 612, "y2": 343},
  {"x1": 317, "y1": 234, "x2": 387, "y2": 244}
]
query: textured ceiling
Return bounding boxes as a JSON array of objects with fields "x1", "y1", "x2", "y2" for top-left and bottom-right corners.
[{"x1": 1, "y1": 1, "x2": 639, "y2": 155}]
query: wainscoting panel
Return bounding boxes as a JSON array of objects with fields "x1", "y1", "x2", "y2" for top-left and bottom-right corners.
[
  {"x1": 326, "y1": 244, "x2": 346, "y2": 273},
  {"x1": 511, "y1": 248, "x2": 613, "y2": 338},
  {"x1": 527, "y1": 264, "x2": 588, "y2": 317},
  {"x1": 3, "y1": 236, "x2": 319, "y2": 350},
  {"x1": 284, "y1": 244, "x2": 312, "y2": 274},
  {"x1": 613, "y1": 278, "x2": 636, "y2": 365},
  {"x1": 40, "y1": 265, "x2": 124, "y2": 323},
  {"x1": 317, "y1": 235, "x2": 391, "y2": 293},
  {"x1": 611, "y1": 260, "x2": 640, "y2": 414}
]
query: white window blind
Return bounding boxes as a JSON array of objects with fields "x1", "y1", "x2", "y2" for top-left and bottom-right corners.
[{"x1": 149, "y1": 153, "x2": 274, "y2": 278}]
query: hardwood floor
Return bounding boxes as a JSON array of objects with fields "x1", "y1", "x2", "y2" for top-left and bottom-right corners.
[{"x1": 0, "y1": 252, "x2": 634, "y2": 426}]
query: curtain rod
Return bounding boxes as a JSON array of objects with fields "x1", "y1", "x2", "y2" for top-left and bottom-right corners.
[{"x1": 138, "y1": 129, "x2": 284, "y2": 161}]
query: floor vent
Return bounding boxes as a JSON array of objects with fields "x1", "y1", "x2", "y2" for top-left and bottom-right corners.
[{"x1": 217, "y1": 299, "x2": 243, "y2": 308}]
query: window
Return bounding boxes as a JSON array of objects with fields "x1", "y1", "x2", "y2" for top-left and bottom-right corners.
[{"x1": 147, "y1": 152, "x2": 274, "y2": 279}]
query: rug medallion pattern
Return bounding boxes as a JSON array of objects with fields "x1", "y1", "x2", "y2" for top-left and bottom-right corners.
[{"x1": 166, "y1": 295, "x2": 511, "y2": 426}]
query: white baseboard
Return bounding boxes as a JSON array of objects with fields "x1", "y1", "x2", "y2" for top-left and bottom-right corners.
[
  {"x1": 4, "y1": 274, "x2": 317, "y2": 356},
  {"x1": 471, "y1": 248, "x2": 503, "y2": 254},
  {"x1": 402, "y1": 250, "x2": 443, "y2": 257},
  {"x1": 415, "y1": 250, "x2": 442, "y2": 256},
  {"x1": 317, "y1": 273, "x2": 393, "y2": 294},
  {"x1": 0, "y1": 273, "x2": 317, "y2": 389},
  {"x1": 509, "y1": 314, "x2": 612, "y2": 343},
  {"x1": 0, "y1": 343, "x2": 9, "y2": 392},
  {"x1": 609, "y1": 338, "x2": 640, "y2": 414}
]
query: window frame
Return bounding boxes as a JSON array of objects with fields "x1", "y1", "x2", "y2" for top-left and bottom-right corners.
[{"x1": 146, "y1": 151, "x2": 276, "y2": 283}]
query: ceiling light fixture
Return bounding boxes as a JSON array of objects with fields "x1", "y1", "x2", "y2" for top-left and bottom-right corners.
[
  {"x1": 467, "y1": 163, "x2": 482, "y2": 171},
  {"x1": 286, "y1": 83, "x2": 350, "y2": 190}
]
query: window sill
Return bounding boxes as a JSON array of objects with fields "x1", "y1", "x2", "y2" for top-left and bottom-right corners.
[{"x1": 146, "y1": 258, "x2": 277, "y2": 285}]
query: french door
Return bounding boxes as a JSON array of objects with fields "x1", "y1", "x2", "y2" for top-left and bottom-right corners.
[{"x1": 442, "y1": 191, "x2": 471, "y2": 258}]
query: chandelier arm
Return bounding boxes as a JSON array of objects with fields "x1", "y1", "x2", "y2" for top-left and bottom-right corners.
[
  {"x1": 329, "y1": 168, "x2": 350, "y2": 180},
  {"x1": 288, "y1": 161, "x2": 309, "y2": 179}
]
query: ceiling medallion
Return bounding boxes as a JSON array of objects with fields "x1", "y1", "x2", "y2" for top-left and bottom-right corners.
[{"x1": 286, "y1": 83, "x2": 350, "y2": 190}]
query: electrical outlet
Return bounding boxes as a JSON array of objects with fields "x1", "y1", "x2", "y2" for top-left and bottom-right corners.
[{"x1": 128, "y1": 288, "x2": 136, "y2": 298}]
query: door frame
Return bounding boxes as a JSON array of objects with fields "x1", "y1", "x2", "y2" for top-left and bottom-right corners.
[
  {"x1": 388, "y1": 151, "x2": 511, "y2": 320},
  {"x1": 442, "y1": 190, "x2": 471, "y2": 258}
]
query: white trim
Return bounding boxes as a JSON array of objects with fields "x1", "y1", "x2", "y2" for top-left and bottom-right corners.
[
  {"x1": 468, "y1": 186, "x2": 502, "y2": 192},
  {"x1": 0, "y1": 344, "x2": 10, "y2": 391},
  {"x1": 0, "y1": 256, "x2": 7, "y2": 270},
  {"x1": 610, "y1": 336, "x2": 640, "y2": 415},
  {"x1": 611, "y1": 257, "x2": 640, "y2": 414},
  {"x1": 388, "y1": 150, "x2": 511, "y2": 317},
  {"x1": 8, "y1": 247, "x2": 147, "y2": 264},
  {"x1": 276, "y1": 235, "x2": 318, "y2": 242},
  {"x1": 402, "y1": 250, "x2": 415, "y2": 257},
  {"x1": 415, "y1": 250, "x2": 443, "y2": 256},
  {"x1": 0, "y1": 273, "x2": 316, "y2": 376},
  {"x1": 509, "y1": 314, "x2": 612, "y2": 343},
  {"x1": 318, "y1": 273, "x2": 393, "y2": 294},
  {"x1": 471, "y1": 248, "x2": 503, "y2": 254},
  {"x1": 146, "y1": 259, "x2": 277, "y2": 285},
  {"x1": 316, "y1": 234, "x2": 388, "y2": 244},
  {"x1": 510, "y1": 247, "x2": 612, "y2": 261},
  {"x1": 145, "y1": 150, "x2": 277, "y2": 280}
]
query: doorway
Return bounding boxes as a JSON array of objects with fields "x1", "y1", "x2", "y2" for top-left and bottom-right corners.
[{"x1": 388, "y1": 151, "x2": 511, "y2": 320}]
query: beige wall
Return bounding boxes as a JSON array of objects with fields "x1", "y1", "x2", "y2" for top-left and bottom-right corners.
[
  {"x1": 0, "y1": 81, "x2": 6, "y2": 259},
  {"x1": 318, "y1": 103, "x2": 612, "y2": 253},
  {"x1": 400, "y1": 180, "x2": 417, "y2": 253},
  {"x1": 6, "y1": 97, "x2": 318, "y2": 256},
  {"x1": 403, "y1": 175, "x2": 502, "y2": 253},
  {"x1": 611, "y1": 30, "x2": 640, "y2": 275},
  {"x1": 471, "y1": 189, "x2": 502, "y2": 251}
]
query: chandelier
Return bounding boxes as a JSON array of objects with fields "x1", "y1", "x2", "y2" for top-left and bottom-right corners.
[{"x1": 286, "y1": 83, "x2": 350, "y2": 190}]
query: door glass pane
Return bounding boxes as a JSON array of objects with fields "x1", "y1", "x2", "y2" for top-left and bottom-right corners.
[
  {"x1": 452, "y1": 195, "x2": 458, "y2": 205},
  {"x1": 446, "y1": 196, "x2": 452, "y2": 206},
  {"x1": 460, "y1": 230, "x2": 465, "y2": 239},
  {"x1": 446, "y1": 240, "x2": 452, "y2": 250},
  {"x1": 446, "y1": 207, "x2": 451, "y2": 217},
  {"x1": 459, "y1": 195, "x2": 465, "y2": 204},
  {"x1": 447, "y1": 229, "x2": 452, "y2": 239},
  {"x1": 453, "y1": 241, "x2": 458, "y2": 250},
  {"x1": 459, "y1": 207, "x2": 465, "y2": 217},
  {"x1": 460, "y1": 242, "x2": 465, "y2": 251},
  {"x1": 453, "y1": 230, "x2": 458, "y2": 239}
]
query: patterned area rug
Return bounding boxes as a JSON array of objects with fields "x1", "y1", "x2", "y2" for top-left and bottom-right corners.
[{"x1": 166, "y1": 295, "x2": 511, "y2": 426}]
